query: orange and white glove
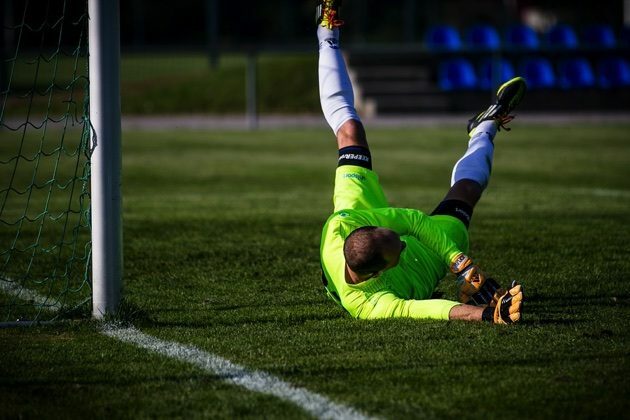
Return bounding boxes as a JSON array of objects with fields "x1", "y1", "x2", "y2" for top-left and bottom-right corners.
[
  {"x1": 482, "y1": 281, "x2": 523, "y2": 324},
  {"x1": 450, "y1": 253, "x2": 492, "y2": 305},
  {"x1": 450, "y1": 253, "x2": 504, "y2": 306}
]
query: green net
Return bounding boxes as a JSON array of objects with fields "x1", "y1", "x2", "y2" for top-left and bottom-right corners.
[{"x1": 0, "y1": 0, "x2": 91, "y2": 322}]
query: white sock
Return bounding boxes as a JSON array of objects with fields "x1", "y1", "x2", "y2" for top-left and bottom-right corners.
[
  {"x1": 317, "y1": 26, "x2": 360, "y2": 134},
  {"x1": 450, "y1": 121, "x2": 497, "y2": 189}
]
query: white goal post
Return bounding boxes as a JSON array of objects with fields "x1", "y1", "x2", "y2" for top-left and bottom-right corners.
[{"x1": 89, "y1": 0, "x2": 122, "y2": 319}]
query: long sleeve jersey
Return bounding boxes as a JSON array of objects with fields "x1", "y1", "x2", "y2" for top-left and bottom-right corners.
[{"x1": 320, "y1": 207, "x2": 467, "y2": 320}]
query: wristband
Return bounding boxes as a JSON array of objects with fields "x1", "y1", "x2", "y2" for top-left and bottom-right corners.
[
  {"x1": 482, "y1": 306, "x2": 495, "y2": 323},
  {"x1": 450, "y1": 253, "x2": 472, "y2": 274}
]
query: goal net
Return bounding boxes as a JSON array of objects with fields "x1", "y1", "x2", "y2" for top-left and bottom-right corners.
[{"x1": 0, "y1": 0, "x2": 92, "y2": 322}]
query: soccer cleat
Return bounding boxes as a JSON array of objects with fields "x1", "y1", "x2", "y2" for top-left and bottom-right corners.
[
  {"x1": 316, "y1": 0, "x2": 344, "y2": 29},
  {"x1": 467, "y1": 76, "x2": 527, "y2": 136}
]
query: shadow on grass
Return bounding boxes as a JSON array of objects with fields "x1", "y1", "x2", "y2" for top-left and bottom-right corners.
[
  {"x1": 102, "y1": 298, "x2": 152, "y2": 326},
  {"x1": 1, "y1": 372, "x2": 237, "y2": 388},
  {"x1": 524, "y1": 317, "x2": 584, "y2": 326},
  {"x1": 526, "y1": 292, "x2": 629, "y2": 307},
  {"x1": 127, "y1": 302, "x2": 345, "y2": 329},
  {"x1": 114, "y1": 288, "x2": 629, "y2": 330},
  {"x1": 522, "y1": 292, "x2": 629, "y2": 326}
]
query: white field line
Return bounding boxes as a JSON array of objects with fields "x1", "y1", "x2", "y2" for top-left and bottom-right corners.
[
  {"x1": 103, "y1": 325, "x2": 375, "y2": 420},
  {"x1": 1, "y1": 282, "x2": 374, "y2": 419},
  {"x1": 0, "y1": 278, "x2": 63, "y2": 312}
]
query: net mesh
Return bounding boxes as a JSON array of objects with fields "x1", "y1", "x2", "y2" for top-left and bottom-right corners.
[{"x1": 0, "y1": 0, "x2": 91, "y2": 322}]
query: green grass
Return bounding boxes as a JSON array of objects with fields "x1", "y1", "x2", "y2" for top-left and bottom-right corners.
[
  {"x1": 1, "y1": 124, "x2": 630, "y2": 418},
  {"x1": 4, "y1": 53, "x2": 319, "y2": 116},
  {"x1": 0, "y1": 125, "x2": 91, "y2": 321},
  {"x1": 120, "y1": 53, "x2": 319, "y2": 114}
]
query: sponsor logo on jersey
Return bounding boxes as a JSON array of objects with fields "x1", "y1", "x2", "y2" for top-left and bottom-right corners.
[
  {"x1": 343, "y1": 173, "x2": 366, "y2": 182},
  {"x1": 338, "y1": 153, "x2": 370, "y2": 162}
]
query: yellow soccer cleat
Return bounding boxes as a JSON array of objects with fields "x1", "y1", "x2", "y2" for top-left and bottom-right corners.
[
  {"x1": 316, "y1": 0, "x2": 344, "y2": 29},
  {"x1": 467, "y1": 76, "x2": 527, "y2": 136}
]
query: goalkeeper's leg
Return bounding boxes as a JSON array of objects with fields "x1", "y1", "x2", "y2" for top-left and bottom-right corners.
[
  {"x1": 317, "y1": 0, "x2": 370, "y2": 158},
  {"x1": 436, "y1": 77, "x2": 527, "y2": 215},
  {"x1": 434, "y1": 78, "x2": 527, "y2": 308},
  {"x1": 430, "y1": 104, "x2": 501, "y2": 228},
  {"x1": 440, "y1": 120, "x2": 498, "y2": 215}
]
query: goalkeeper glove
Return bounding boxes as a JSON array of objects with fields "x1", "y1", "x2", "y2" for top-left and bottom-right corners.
[
  {"x1": 450, "y1": 253, "x2": 492, "y2": 305},
  {"x1": 450, "y1": 253, "x2": 505, "y2": 306},
  {"x1": 471, "y1": 277, "x2": 503, "y2": 307},
  {"x1": 482, "y1": 281, "x2": 523, "y2": 324}
]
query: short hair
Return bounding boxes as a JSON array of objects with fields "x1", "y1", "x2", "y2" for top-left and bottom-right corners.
[{"x1": 343, "y1": 226, "x2": 389, "y2": 275}]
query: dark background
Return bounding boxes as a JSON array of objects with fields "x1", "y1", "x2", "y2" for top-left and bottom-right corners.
[
  {"x1": 3, "y1": 0, "x2": 627, "y2": 51},
  {"x1": 119, "y1": 0, "x2": 625, "y2": 50},
  {"x1": 2, "y1": 0, "x2": 629, "y2": 114}
]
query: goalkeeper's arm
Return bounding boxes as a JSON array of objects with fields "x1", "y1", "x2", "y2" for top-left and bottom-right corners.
[
  {"x1": 448, "y1": 303, "x2": 486, "y2": 321},
  {"x1": 449, "y1": 282, "x2": 523, "y2": 324}
]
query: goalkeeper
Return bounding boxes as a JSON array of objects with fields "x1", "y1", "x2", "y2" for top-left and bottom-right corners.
[{"x1": 317, "y1": 0, "x2": 523, "y2": 324}]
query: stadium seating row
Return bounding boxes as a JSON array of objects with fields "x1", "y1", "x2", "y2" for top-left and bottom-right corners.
[
  {"x1": 426, "y1": 23, "x2": 630, "y2": 51},
  {"x1": 438, "y1": 56, "x2": 630, "y2": 90}
]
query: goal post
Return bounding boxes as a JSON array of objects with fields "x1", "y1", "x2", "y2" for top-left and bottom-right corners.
[
  {"x1": 0, "y1": 0, "x2": 122, "y2": 322},
  {"x1": 88, "y1": 0, "x2": 122, "y2": 319}
]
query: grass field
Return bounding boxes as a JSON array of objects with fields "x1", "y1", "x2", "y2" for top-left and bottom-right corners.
[
  {"x1": 1, "y1": 122, "x2": 630, "y2": 419},
  {"x1": 6, "y1": 53, "x2": 319, "y2": 117}
]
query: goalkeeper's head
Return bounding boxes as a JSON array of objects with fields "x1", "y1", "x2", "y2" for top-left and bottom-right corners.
[{"x1": 343, "y1": 226, "x2": 406, "y2": 282}]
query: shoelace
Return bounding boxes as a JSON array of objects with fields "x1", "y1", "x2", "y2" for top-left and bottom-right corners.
[
  {"x1": 323, "y1": 7, "x2": 344, "y2": 28},
  {"x1": 497, "y1": 114, "x2": 515, "y2": 131}
]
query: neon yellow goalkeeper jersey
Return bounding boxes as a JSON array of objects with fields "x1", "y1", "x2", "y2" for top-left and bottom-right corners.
[
  {"x1": 320, "y1": 207, "x2": 467, "y2": 319},
  {"x1": 320, "y1": 207, "x2": 468, "y2": 320}
]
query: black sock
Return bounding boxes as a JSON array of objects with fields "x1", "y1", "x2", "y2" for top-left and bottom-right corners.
[
  {"x1": 430, "y1": 199, "x2": 473, "y2": 228},
  {"x1": 338, "y1": 146, "x2": 372, "y2": 169}
]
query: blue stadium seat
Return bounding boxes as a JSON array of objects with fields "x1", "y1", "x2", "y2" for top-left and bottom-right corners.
[
  {"x1": 519, "y1": 57, "x2": 555, "y2": 89},
  {"x1": 477, "y1": 58, "x2": 515, "y2": 90},
  {"x1": 505, "y1": 24, "x2": 539, "y2": 50},
  {"x1": 425, "y1": 25, "x2": 462, "y2": 51},
  {"x1": 546, "y1": 24, "x2": 579, "y2": 49},
  {"x1": 438, "y1": 58, "x2": 477, "y2": 90},
  {"x1": 621, "y1": 26, "x2": 630, "y2": 47},
  {"x1": 557, "y1": 58, "x2": 595, "y2": 89},
  {"x1": 581, "y1": 24, "x2": 616, "y2": 48},
  {"x1": 597, "y1": 57, "x2": 630, "y2": 88},
  {"x1": 465, "y1": 24, "x2": 501, "y2": 51}
]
